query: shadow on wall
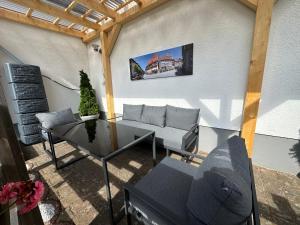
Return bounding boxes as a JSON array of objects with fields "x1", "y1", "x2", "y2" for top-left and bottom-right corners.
[{"x1": 289, "y1": 130, "x2": 300, "y2": 178}]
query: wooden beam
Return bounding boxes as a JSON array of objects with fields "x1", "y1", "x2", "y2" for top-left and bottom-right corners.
[
  {"x1": 82, "y1": 30, "x2": 99, "y2": 43},
  {"x1": 0, "y1": 8, "x2": 84, "y2": 39},
  {"x1": 107, "y1": 24, "x2": 122, "y2": 56},
  {"x1": 102, "y1": 0, "x2": 170, "y2": 31},
  {"x1": 100, "y1": 31, "x2": 116, "y2": 119},
  {"x1": 241, "y1": 0, "x2": 274, "y2": 156},
  {"x1": 76, "y1": 0, "x2": 117, "y2": 19},
  {"x1": 239, "y1": 0, "x2": 258, "y2": 11},
  {"x1": 9, "y1": 0, "x2": 99, "y2": 30}
]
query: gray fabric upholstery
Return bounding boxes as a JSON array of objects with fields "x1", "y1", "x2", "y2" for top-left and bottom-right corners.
[
  {"x1": 36, "y1": 108, "x2": 76, "y2": 129},
  {"x1": 123, "y1": 104, "x2": 143, "y2": 122},
  {"x1": 166, "y1": 105, "x2": 200, "y2": 131},
  {"x1": 132, "y1": 157, "x2": 199, "y2": 225},
  {"x1": 187, "y1": 136, "x2": 252, "y2": 225},
  {"x1": 41, "y1": 130, "x2": 61, "y2": 143},
  {"x1": 118, "y1": 120, "x2": 187, "y2": 150},
  {"x1": 141, "y1": 105, "x2": 166, "y2": 127}
]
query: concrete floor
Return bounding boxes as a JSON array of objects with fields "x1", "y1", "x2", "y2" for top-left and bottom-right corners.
[{"x1": 23, "y1": 141, "x2": 300, "y2": 225}]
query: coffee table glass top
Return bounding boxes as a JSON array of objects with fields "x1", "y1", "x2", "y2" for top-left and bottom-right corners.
[{"x1": 50, "y1": 119, "x2": 153, "y2": 158}]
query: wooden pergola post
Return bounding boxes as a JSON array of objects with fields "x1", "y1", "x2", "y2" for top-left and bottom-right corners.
[
  {"x1": 241, "y1": 0, "x2": 275, "y2": 157},
  {"x1": 100, "y1": 24, "x2": 122, "y2": 120}
]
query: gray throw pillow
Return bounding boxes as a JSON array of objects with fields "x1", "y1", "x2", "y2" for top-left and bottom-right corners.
[
  {"x1": 187, "y1": 136, "x2": 252, "y2": 225},
  {"x1": 141, "y1": 105, "x2": 166, "y2": 127},
  {"x1": 166, "y1": 105, "x2": 200, "y2": 130},
  {"x1": 123, "y1": 104, "x2": 143, "y2": 122},
  {"x1": 36, "y1": 108, "x2": 76, "y2": 129}
]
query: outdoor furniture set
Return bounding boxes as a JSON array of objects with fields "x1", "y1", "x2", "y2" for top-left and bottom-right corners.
[{"x1": 36, "y1": 104, "x2": 259, "y2": 225}]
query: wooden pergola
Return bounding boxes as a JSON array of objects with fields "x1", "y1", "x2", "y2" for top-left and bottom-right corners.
[{"x1": 0, "y1": 0, "x2": 276, "y2": 156}]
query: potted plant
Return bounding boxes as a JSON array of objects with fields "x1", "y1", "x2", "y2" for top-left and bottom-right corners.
[{"x1": 79, "y1": 70, "x2": 99, "y2": 121}]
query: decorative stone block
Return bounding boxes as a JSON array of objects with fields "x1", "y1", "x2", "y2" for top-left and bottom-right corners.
[
  {"x1": 13, "y1": 99, "x2": 49, "y2": 113},
  {"x1": 4, "y1": 63, "x2": 43, "y2": 83},
  {"x1": 8, "y1": 83, "x2": 46, "y2": 100}
]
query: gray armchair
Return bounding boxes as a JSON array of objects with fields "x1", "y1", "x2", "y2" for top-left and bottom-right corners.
[
  {"x1": 124, "y1": 136, "x2": 260, "y2": 225},
  {"x1": 36, "y1": 108, "x2": 87, "y2": 170}
]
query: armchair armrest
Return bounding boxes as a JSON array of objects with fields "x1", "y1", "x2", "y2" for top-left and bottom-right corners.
[
  {"x1": 124, "y1": 184, "x2": 183, "y2": 225},
  {"x1": 182, "y1": 124, "x2": 199, "y2": 151},
  {"x1": 37, "y1": 124, "x2": 51, "y2": 133}
]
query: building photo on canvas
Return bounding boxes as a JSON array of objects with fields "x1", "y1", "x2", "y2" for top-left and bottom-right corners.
[{"x1": 129, "y1": 43, "x2": 193, "y2": 81}]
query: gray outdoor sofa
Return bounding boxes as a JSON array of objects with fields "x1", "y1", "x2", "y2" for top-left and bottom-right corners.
[
  {"x1": 117, "y1": 104, "x2": 200, "y2": 153},
  {"x1": 124, "y1": 135, "x2": 260, "y2": 225}
]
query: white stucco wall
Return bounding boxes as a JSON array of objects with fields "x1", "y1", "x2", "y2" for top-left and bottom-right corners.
[
  {"x1": 256, "y1": 0, "x2": 300, "y2": 140},
  {"x1": 89, "y1": 0, "x2": 255, "y2": 131},
  {"x1": 0, "y1": 19, "x2": 89, "y2": 120},
  {"x1": 88, "y1": 0, "x2": 300, "y2": 141}
]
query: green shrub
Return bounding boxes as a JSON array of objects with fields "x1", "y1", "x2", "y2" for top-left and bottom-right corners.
[{"x1": 79, "y1": 70, "x2": 99, "y2": 116}]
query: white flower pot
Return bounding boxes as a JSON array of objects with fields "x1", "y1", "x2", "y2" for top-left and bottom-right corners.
[{"x1": 80, "y1": 114, "x2": 99, "y2": 121}]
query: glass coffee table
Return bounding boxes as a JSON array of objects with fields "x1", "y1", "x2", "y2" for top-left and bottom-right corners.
[{"x1": 49, "y1": 118, "x2": 156, "y2": 225}]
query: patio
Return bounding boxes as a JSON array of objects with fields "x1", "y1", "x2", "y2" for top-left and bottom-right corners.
[
  {"x1": 23, "y1": 141, "x2": 300, "y2": 225},
  {"x1": 0, "y1": 0, "x2": 300, "y2": 225}
]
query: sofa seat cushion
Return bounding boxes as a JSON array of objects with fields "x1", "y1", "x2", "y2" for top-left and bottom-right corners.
[
  {"x1": 166, "y1": 105, "x2": 200, "y2": 131},
  {"x1": 131, "y1": 157, "x2": 199, "y2": 225},
  {"x1": 118, "y1": 120, "x2": 187, "y2": 150},
  {"x1": 187, "y1": 136, "x2": 252, "y2": 225},
  {"x1": 123, "y1": 104, "x2": 143, "y2": 122},
  {"x1": 141, "y1": 105, "x2": 166, "y2": 127}
]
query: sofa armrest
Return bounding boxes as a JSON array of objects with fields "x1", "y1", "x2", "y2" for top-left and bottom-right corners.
[
  {"x1": 182, "y1": 124, "x2": 199, "y2": 151},
  {"x1": 124, "y1": 184, "x2": 183, "y2": 225}
]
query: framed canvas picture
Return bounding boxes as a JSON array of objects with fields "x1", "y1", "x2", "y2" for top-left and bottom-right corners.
[{"x1": 129, "y1": 43, "x2": 193, "y2": 81}]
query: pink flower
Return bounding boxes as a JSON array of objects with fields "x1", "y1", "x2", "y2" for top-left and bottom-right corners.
[
  {"x1": 0, "y1": 183, "x2": 19, "y2": 204},
  {"x1": 0, "y1": 180, "x2": 44, "y2": 215},
  {"x1": 17, "y1": 180, "x2": 44, "y2": 215}
]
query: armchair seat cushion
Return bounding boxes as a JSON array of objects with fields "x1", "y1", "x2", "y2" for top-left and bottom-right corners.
[
  {"x1": 130, "y1": 157, "x2": 199, "y2": 225},
  {"x1": 118, "y1": 120, "x2": 187, "y2": 150}
]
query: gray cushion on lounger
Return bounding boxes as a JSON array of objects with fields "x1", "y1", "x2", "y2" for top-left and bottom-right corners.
[
  {"x1": 123, "y1": 104, "x2": 143, "y2": 122},
  {"x1": 166, "y1": 105, "x2": 200, "y2": 131},
  {"x1": 141, "y1": 105, "x2": 166, "y2": 127}
]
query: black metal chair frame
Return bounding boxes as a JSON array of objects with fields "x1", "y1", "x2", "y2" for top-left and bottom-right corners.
[
  {"x1": 124, "y1": 149, "x2": 260, "y2": 225},
  {"x1": 39, "y1": 125, "x2": 88, "y2": 170}
]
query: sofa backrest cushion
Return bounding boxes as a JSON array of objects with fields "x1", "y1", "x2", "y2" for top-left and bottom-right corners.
[
  {"x1": 141, "y1": 105, "x2": 166, "y2": 127},
  {"x1": 36, "y1": 108, "x2": 76, "y2": 129},
  {"x1": 123, "y1": 104, "x2": 144, "y2": 122},
  {"x1": 166, "y1": 105, "x2": 199, "y2": 131},
  {"x1": 186, "y1": 136, "x2": 252, "y2": 225}
]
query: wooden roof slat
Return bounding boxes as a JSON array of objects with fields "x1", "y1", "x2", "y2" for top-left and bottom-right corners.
[
  {"x1": 0, "y1": 8, "x2": 84, "y2": 38},
  {"x1": 115, "y1": 0, "x2": 136, "y2": 12},
  {"x1": 102, "y1": 0, "x2": 169, "y2": 31},
  {"x1": 65, "y1": 0, "x2": 78, "y2": 13},
  {"x1": 25, "y1": 8, "x2": 33, "y2": 17},
  {"x1": 81, "y1": 8, "x2": 92, "y2": 18},
  {"x1": 9, "y1": 0, "x2": 100, "y2": 30},
  {"x1": 53, "y1": 17, "x2": 60, "y2": 24},
  {"x1": 76, "y1": 0, "x2": 117, "y2": 19}
]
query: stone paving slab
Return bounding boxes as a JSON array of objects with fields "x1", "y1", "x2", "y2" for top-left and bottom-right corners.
[{"x1": 23, "y1": 142, "x2": 300, "y2": 225}]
